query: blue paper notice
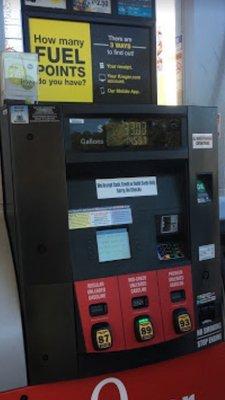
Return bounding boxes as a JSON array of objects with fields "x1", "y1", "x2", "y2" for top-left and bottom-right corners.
[{"x1": 118, "y1": 0, "x2": 153, "y2": 18}]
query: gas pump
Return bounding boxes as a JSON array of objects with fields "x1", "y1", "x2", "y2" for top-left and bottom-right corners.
[
  {"x1": 0, "y1": 1, "x2": 225, "y2": 399},
  {"x1": 0, "y1": 103, "x2": 223, "y2": 394}
]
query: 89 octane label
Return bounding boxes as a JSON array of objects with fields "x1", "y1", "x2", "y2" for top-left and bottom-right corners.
[{"x1": 139, "y1": 320, "x2": 154, "y2": 341}]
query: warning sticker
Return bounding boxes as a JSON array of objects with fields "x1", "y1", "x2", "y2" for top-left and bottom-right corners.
[
  {"x1": 11, "y1": 105, "x2": 29, "y2": 124},
  {"x1": 96, "y1": 177, "x2": 157, "y2": 199},
  {"x1": 29, "y1": 106, "x2": 60, "y2": 122},
  {"x1": 199, "y1": 244, "x2": 215, "y2": 261},
  {"x1": 68, "y1": 205, "x2": 132, "y2": 230},
  {"x1": 197, "y1": 322, "x2": 222, "y2": 349},
  {"x1": 29, "y1": 18, "x2": 93, "y2": 103},
  {"x1": 192, "y1": 133, "x2": 213, "y2": 149},
  {"x1": 197, "y1": 292, "x2": 216, "y2": 305}
]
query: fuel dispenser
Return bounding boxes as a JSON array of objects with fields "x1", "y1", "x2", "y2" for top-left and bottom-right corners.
[{"x1": 0, "y1": 103, "x2": 223, "y2": 390}]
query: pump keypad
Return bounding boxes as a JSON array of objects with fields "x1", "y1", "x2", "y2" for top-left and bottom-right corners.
[
  {"x1": 173, "y1": 309, "x2": 192, "y2": 334},
  {"x1": 92, "y1": 323, "x2": 112, "y2": 351},
  {"x1": 157, "y1": 243, "x2": 184, "y2": 261},
  {"x1": 134, "y1": 316, "x2": 154, "y2": 342}
]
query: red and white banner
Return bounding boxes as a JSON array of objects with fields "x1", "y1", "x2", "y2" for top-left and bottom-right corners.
[{"x1": 1, "y1": 344, "x2": 225, "y2": 400}]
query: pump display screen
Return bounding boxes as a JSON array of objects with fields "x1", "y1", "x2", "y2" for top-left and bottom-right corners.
[
  {"x1": 68, "y1": 117, "x2": 182, "y2": 151},
  {"x1": 106, "y1": 121, "x2": 148, "y2": 146},
  {"x1": 96, "y1": 228, "x2": 131, "y2": 263}
]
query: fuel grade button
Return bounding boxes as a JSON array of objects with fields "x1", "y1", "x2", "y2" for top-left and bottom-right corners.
[
  {"x1": 134, "y1": 315, "x2": 154, "y2": 342},
  {"x1": 173, "y1": 308, "x2": 192, "y2": 334},
  {"x1": 92, "y1": 323, "x2": 113, "y2": 351}
]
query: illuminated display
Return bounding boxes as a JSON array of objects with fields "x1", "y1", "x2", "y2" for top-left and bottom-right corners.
[
  {"x1": 96, "y1": 228, "x2": 131, "y2": 263},
  {"x1": 69, "y1": 117, "x2": 182, "y2": 151},
  {"x1": 106, "y1": 121, "x2": 148, "y2": 146}
]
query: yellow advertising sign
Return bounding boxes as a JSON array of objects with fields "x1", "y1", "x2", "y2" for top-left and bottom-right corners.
[{"x1": 29, "y1": 18, "x2": 93, "y2": 102}]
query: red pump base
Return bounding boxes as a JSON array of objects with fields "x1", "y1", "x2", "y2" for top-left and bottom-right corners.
[{"x1": 1, "y1": 343, "x2": 225, "y2": 400}]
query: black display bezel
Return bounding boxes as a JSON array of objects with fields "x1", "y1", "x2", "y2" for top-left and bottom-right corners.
[{"x1": 68, "y1": 116, "x2": 183, "y2": 151}]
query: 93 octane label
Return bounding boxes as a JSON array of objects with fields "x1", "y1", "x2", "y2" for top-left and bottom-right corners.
[
  {"x1": 178, "y1": 314, "x2": 192, "y2": 333},
  {"x1": 96, "y1": 329, "x2": 112, "y2": 349},
  {"x1": 73, "y1": 0, "x2": 111, "y2": 13}
]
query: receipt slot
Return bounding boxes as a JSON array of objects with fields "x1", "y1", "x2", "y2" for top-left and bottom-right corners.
[{"x1": 0, "y1": 104, "x2": 223, "y2": 385}]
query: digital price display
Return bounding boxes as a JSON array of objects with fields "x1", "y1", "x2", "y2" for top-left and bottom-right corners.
[
  {"x1": 106, "y1": 121, "x2": 148, "y2": 147},
  {"x1": 69, "y1": 117, "x2": 182, "y2": 151}
]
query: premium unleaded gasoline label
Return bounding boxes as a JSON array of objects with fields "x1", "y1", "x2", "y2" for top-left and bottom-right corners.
[{"x1": 177, "y1": 313, "x2": 192, "y2": 333}]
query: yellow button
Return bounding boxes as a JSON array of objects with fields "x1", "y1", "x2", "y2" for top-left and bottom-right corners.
[
  {"x1": 95, "y1": 328, "x2": 112, "y2": 350},
  {"x1": 135, "y1": 316, "x2": 154, "y2": 342},
  {"x1": 177, "y1": 313, "x2": 192, "y2": 333}
]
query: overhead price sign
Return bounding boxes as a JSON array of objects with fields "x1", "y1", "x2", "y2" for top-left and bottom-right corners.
[{"x1": 29, "y1": 18, "x2": 93, "y2": 102}]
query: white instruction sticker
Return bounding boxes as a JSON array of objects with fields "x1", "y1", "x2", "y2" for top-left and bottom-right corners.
[
  {"x1": 69, "y1": 118, "x2": 84, "y2": 124},
  {"x1": 199, "y1": 244, "x2": 215, "y2": 261},
  {"x1": 96, "y1": 177, "x2": 158, "y2": 199},
  {"x1": 197, "y1": 292, "x2": 216, "y2": 305},
  {"x1": 192, "y1": 133, "x2": 213, "y2": 149},
  {"x1": 69, "y1": 205, "x2": 132, "y2": 230},
  {"x1": 197, "y1": 322, "x2": 222, "y2": 349},
  {"x1": 11, "y1": 105, "x2": 29, "y2": 124}
]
